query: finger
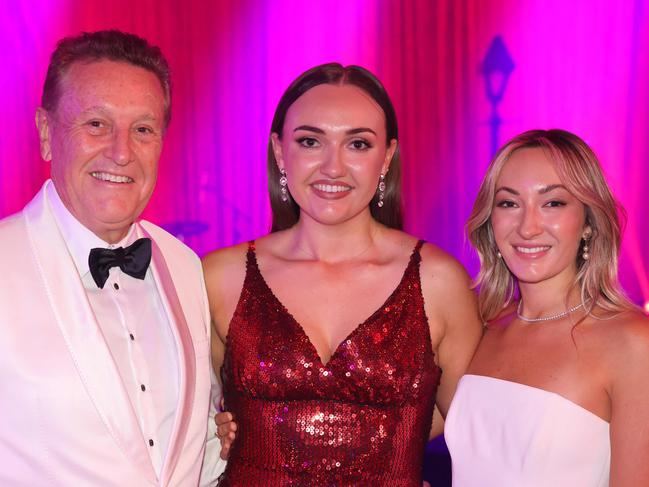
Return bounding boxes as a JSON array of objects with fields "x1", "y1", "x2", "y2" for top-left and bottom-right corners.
[
  {"x1": 215, "y1": 411, "x2": 233, "y2": 426},
  {"x1": 220, "y1": 443, "x2": 230, "y2": 460},
  {"x1": 218, "y1": 421, "x2": 237, "y2": 438}
]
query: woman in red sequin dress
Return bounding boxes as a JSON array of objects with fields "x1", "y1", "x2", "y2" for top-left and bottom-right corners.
[{"x1": 203, "y1": 63, "x2": 483, "y2": 486}]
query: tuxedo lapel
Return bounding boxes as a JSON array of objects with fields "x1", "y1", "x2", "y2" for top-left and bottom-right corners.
[
  {"x1": 23, "y1": 184, "x2": 157, "y2": 484},
  {"x1": 140, "y1": 226, "x2": 197, "y2": 485}
]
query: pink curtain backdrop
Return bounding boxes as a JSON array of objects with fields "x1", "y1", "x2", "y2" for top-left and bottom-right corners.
[{"x1": 1, "y1": 0, "x2": 647, "y2": 307}]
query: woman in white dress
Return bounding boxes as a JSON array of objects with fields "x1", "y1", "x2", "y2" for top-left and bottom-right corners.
[{"x1": 445, "y1": 129, "x2": 649, "y2": 486}]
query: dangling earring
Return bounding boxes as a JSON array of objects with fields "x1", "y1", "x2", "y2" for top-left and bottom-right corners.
[
  {"x1": 377, "y1": 174, "x2": 386, "y2": 208},
  {"x1": 279, "y1": 168, "x2": 289, "y2": 202},
  {"x1": 581, "y1": 228, "x2": 592, "y2": 261},
  {"x1": 582, "y1": 240, "x2": 590, "y2": 260}
]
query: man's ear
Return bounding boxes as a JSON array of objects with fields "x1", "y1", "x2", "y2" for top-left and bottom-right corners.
[
  {"x1": 270, "y1": 133, "x2": 284, "y2": 170},
  {"x1": 35, "y1": 107, "x2": 53, "y2": 161}
]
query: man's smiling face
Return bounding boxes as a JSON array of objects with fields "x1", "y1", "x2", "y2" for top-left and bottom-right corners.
[{"x1": 37, "y1": 58, "x2": 166, "y2": 243}]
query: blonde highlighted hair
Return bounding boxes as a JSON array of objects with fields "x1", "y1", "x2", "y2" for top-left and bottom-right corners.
[{"x1": 467, "y1": 129, "x2": 633, "y2": 322}]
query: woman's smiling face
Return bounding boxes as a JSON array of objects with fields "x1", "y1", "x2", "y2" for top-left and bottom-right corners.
[
  {"x1": 491, "y1": 146, "x2": 589, "y2": 287},
  {"x1": 271, "y1": 83, "x2": 396, "y2": 226}
]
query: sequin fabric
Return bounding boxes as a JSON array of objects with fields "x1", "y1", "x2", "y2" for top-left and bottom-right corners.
[{"x1": 219, "y1": 240, "x2": 441, "y2": 486}]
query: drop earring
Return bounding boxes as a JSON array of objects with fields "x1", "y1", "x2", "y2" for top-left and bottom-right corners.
[
  {"x1": 377, "y1": 174, "x2": 386, "y2": 208},
  {"x1": 279, "y1": 168, "x2": 289, "y2": 202},
  {"x1": 581, "y1": 228, "x2": 592, "y2": 261},
  {"x1": 582, "y1": 240, "x2": 590, "y2": 260}
]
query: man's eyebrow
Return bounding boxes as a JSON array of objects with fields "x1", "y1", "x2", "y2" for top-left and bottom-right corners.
[
  {"x1": 79, "y1": 107, "x2": 160, "y2": 122},
  {"x1": 80, "y1": 106, "x2": 110, "y2": 116}
]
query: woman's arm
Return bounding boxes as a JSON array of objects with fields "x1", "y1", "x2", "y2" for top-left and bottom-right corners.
[
  {"x1": 609, "y1": 313, "x2": 649, "y2": 485},
  {"x1": 419, "y1": 244, "x2": 483, "y2": 437},
  {"x1": 201, "y1": 244, "x2": 248, "y2": 461}
]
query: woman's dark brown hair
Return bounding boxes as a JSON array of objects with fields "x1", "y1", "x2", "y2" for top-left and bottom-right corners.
[{"x1": 268, "y1": 63, "x2": 402, "y2": 231}]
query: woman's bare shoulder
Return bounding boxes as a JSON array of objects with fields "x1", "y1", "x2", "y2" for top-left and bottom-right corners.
[
  {"x1": 202, "y1": 241, "x2": 250, "y2": 281},
  {"x1": 578, "y1": 308, "x2": 649, "y2": 379},
  {"x1": 418, "y1": 242, "x2": 472, "y2": 290},
  {"x1": 592, "y1": 308, "x2": 649, "y2": 351}
]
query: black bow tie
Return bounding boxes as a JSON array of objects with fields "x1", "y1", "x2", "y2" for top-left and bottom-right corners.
[{"x1": 88, "y1": 238, "x2": 152, "y2": 289}]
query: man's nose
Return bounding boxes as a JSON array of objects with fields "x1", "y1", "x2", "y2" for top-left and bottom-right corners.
[{"x1": 107, "y1": 129, "x2": 135, "y2": 166}]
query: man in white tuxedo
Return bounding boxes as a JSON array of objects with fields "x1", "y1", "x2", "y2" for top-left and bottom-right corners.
[{"x1": 0, "y1": 30, "x2": 224, "y2": 485}]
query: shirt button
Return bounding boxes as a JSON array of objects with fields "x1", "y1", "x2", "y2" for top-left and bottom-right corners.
[
  {"x1": 129, "y1": 333, "x2": 135, "y2": 341},
  {"x1": 148, "y1": 439, "x2": 154, "y2": 447},
  {"x1": 113, "y1": 283, "x2": 119, "y2": 290},
  {"x1": 141, "y1": 384, "x2": 146, "y2": 392}
]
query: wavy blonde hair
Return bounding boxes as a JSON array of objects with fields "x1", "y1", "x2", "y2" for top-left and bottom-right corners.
[{"x1": 467, "y1": 129, "x2": 633, "y2": 322}]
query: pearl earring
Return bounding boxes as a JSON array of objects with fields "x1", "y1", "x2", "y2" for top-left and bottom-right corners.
[
  {"x1": 582, "y1": 241, "x2": 590, "y2": 260},
  {"x1": 582, "y1": 229, "x2": 592, "y2": 261}
]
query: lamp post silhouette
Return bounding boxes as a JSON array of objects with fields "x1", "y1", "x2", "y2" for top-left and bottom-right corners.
[{"x1": 481, "y1": 36, "x2": 515, "y2": 156}]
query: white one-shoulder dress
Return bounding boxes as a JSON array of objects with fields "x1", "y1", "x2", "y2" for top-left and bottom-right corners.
[{"x1": 445, "y1": 374, "x2": 610, "y2": 487}]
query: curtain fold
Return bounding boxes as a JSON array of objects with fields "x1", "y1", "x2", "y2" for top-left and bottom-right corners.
[{"x1": 0, "y1": 0, "x2": 646, "y2": 303}]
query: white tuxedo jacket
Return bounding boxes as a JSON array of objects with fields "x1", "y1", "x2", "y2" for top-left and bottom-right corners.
[{"x1": 0, "y1": 183, "x2": 218, "y2": 486}]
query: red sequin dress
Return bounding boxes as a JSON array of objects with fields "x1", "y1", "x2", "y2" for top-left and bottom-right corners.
[{"x1": 219, "y1": 240, "x2": 441, "y2": 486}]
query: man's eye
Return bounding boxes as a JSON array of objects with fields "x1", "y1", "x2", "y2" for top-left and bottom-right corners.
[
  {"x1": 136, "y1": 126, "x2": 154, "y2": 134},
  {"x1": 88, "y1": 120, "x2": 103, "y2": 128}
]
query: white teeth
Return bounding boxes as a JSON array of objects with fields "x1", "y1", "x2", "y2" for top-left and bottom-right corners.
[
  {"x1": 516, "y1": 246, "x2": 550, "y2": 254},
  {"x1": 91, "y1": 172, "x2": 133, "y2": 183},
  {"x1": 312, "y1": 184, "x2": 350, "y2": 193}
]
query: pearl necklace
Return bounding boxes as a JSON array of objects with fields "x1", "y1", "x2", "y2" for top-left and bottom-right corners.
[{"x1": 517, "y1": 300, "x2": 584, "y2": 323}]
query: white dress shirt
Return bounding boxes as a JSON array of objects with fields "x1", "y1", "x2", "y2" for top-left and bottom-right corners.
[{"x1": 47, "y1": 183, "x2": 179, "y2": 477}]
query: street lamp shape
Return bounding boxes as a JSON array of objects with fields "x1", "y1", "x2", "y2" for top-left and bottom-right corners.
[{"x1": 481, "y1": 36, "x2": 515, "y2": 155}]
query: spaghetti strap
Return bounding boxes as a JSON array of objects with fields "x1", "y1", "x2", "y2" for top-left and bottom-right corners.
[
  {"x1": 411, "y1": 239, "x2": 426, "y2": 263},
  {"x1": 244, "y1": 240, "x2": 258, "y2": 272}
]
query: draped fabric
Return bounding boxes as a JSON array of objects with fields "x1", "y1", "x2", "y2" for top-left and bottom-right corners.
[{"x1": 1, "y1": 0, "x2": 648, "y2": 304}]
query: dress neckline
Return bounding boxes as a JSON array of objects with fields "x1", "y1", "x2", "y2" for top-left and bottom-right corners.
[
  {"x1": 247, "y1": 239, "x2": 425, "y2": 368},
  {"x1": 459, "y1": 374, "x2": 610, "y2": 425}
]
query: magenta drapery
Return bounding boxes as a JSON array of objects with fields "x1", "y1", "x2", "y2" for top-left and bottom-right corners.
[{"x1": 1, "y1": 0, "x2": 647, "y2": 305}]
